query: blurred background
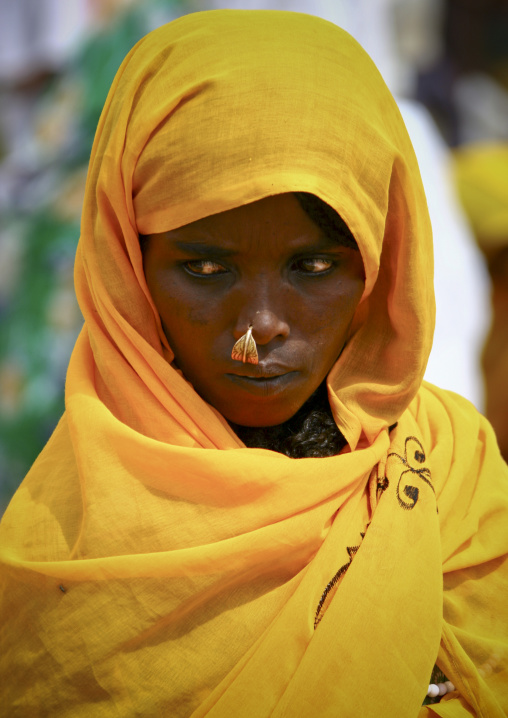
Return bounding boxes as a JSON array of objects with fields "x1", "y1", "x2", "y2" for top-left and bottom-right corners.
[{"x1": 1, "y1": 0, "x2": 507, "y2": 512}]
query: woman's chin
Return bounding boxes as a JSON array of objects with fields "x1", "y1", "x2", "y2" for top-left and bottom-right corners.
[
  {"x1": 217, "y1": 399, "x2": 305, "y2": 429},
  {"x1": 219, "y1": 398, "x2": 311, "y2": 429}
]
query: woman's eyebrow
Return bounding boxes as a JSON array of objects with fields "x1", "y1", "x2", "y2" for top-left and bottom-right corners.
[
  {"x1": 172, "y1": 240, "x2": 235, "y2": 258},
  {"x1": 302, "y1": 234, "x2": 357, "y2": 251},
  {"x1": 172, "y1": 235, "x2": 355, "y2": 257}
]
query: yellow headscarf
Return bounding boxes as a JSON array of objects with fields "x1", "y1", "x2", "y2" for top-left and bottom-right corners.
[{"x1": 1, "y1": 11, "x2": 507, "y2": 718}]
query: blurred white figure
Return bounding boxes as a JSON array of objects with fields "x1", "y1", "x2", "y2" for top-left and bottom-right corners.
[
  {"x1": 0, "y1": 0, "x2": 90, "y2": 82},
  {"x1": 0, "y1": 0, "x2": 91, "y2": 180},
  {"x1": 399, "y1": 99, "x2": 489, "y2": 409}
]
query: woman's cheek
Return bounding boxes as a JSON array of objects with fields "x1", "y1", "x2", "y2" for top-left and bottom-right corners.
[{"x1": 187, "y1": 304, "x2": 213, "y2": 327}]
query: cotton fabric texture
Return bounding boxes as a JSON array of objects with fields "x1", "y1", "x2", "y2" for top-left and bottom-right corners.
[{"x1": 1, "y1": 11, "x2": 507, "y2": 718}]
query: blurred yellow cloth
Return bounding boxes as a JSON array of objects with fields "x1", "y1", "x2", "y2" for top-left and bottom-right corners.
[
  {"x1": 1, "y1": 11, "x2": 507, "y2": 717},
  {"x1": 454, "y1": 143, "x2": 508, "y2": 461},
  {"x1": 454, "y1": 143, "x2": 508, "y2": 250}
]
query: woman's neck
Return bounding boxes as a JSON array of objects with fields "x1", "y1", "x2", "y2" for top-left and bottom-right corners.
[{"x1": 229, "y1": 382, "x2": 347, "y2": 458}]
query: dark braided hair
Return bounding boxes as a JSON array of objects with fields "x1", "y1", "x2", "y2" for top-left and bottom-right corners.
[{"x1": 231, "y1": 193, "x2": 358, "y2": 458}]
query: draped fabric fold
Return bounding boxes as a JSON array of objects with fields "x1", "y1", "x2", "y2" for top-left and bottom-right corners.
[{"x1": 1, "y1": 10, "x2": 507, "y2": 717}]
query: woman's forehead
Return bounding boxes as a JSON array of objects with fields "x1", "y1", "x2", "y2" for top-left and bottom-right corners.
[{"x1": 148, "y1": 193, "x2": 358, "y2": 256}]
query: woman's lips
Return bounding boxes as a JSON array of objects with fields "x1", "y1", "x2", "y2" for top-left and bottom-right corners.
[
  {"x1": 225, "y1": 371, "x2": 298, "y2": 395},
  {"x1": 227, "y1": 360, "x2": 295, "y2": 378}
]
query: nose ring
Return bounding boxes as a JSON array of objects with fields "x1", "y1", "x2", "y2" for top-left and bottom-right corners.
[{"x1": 231, "y1": 325, "x2": 259, "y2": 364}]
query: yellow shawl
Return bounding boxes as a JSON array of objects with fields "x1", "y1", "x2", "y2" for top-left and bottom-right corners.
[{"x1": 1, "y1": 11, "x2": 507, "y2": 717}]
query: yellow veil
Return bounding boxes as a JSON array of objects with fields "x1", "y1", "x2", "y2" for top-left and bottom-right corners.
[{"x1": 1, "y1": 11, "x2": 507, "y2": 717}]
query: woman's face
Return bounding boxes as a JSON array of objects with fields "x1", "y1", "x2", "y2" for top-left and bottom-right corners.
[{"x1": 142, "y1": 193, "x2": 365, "y2": 427}]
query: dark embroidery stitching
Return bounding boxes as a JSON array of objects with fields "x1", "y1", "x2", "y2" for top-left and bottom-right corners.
[
  {"x1": 387, "y1": 436, "x2": 434, "y2": 510},
  {"x1": 377, "y1": 476, "x2": 389, "y2": 494},
  {"x1": 314, "y1": 532, "x2": 365, "y2": 629}
]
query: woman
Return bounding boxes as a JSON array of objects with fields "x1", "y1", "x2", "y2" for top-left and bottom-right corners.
[{"x1": 0, "y1": 10, "x2": 507, "y2": 717}]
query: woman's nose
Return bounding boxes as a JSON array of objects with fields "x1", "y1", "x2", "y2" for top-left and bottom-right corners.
[
  {"x1": 251, "y1": 309, "x2": 290, "y2": 345},
  {"x1": 232, "y1": 273, "x2": 291, "y2": 344},
  {"x1": 233, "y1": 308, "x2": 290, "y2": 346}
]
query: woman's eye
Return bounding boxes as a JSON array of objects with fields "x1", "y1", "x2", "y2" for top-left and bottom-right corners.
[
  {"x1": 297, "y1": 257, "x2": 334, "y2": 273},
  {"x1": 184, "y1": 260, "x2": 227, "y2": 275}
]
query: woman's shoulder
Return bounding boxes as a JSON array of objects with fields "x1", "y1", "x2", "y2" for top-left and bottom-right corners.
[
  {"x1": 415, "y1": 378, "x2": 482, "y2": 416},
  {"x1": 405, "y1": 381, "x2": 508, "y2": 567},
  {"x1": 0, "y1": 413, "x2": 82, "y2": 562},
  {"x1": 407, "y1": 379, "x2": 507, "y2": 492},
  {"x1": 408, "y1": 380, "x2": 491, "y2": 454}
]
